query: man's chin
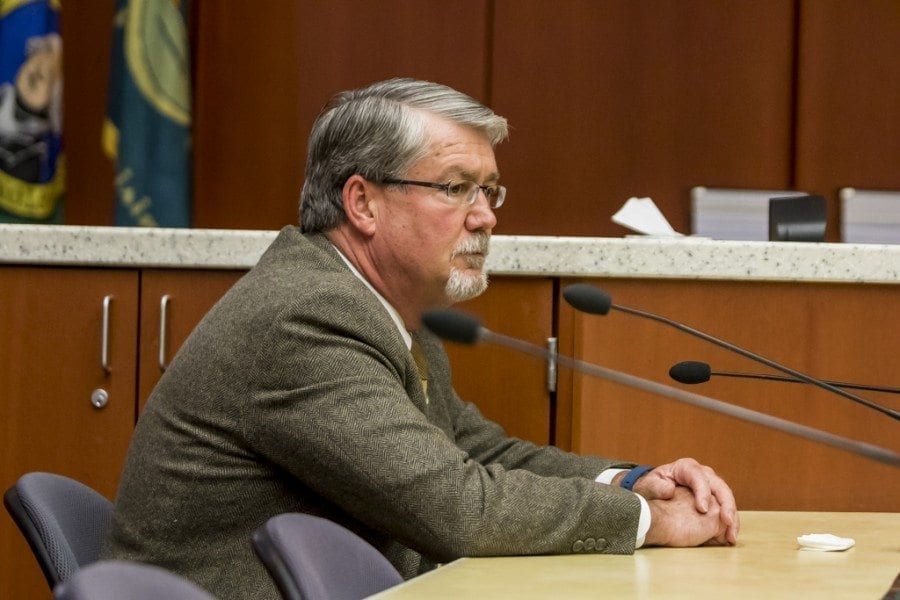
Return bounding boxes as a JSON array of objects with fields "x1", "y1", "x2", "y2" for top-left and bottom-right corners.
[{"x1": 446, "y1": 269, "x2": 488, "y2": 303}]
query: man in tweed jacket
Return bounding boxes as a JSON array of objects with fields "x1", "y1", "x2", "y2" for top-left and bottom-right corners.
[{"x1": 103, "y1": 78, "x2": 738, "y2": 599}]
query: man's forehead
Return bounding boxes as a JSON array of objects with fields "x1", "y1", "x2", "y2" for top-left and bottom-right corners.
[{"x1": 416, "y1": 155, "x2": 500, "y2": 182}]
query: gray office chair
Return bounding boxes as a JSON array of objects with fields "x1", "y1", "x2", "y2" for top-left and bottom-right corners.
[
  {"x1": 839, "y1": 187, "x2": 900, "y2": 243},
  {"x1": 3, "y1": 472, "x2": 114, "y2": 587},
  {"x1": 252, "y1": 513, "x2": 404, "y2": 600},
  {"x1": 53, "y1": 560, "x2": 217, "y2": 600}
]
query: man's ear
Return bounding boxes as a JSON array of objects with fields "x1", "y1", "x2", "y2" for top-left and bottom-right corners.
[{"x1": 342, "y1": 174, "x2": 378, "y2": 236}]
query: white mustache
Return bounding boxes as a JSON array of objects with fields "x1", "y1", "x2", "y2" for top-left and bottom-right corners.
[{"x1": 452, "y1": 233, "x2": 490, "y2": 258}]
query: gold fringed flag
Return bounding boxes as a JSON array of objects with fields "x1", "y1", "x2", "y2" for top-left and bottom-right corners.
[
  {"x1": 103, "y1": 0, "x2": 191, "y2": 227},
  {"x1": 0, "y1": 0, "x2": 64, "y2": 223}
]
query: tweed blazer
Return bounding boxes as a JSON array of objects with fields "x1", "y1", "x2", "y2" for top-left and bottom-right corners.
[{"x1": 102, "y1": 226, "x2": 642, "y2": 599}]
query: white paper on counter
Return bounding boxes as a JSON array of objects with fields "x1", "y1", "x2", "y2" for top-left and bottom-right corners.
[{"x1": 611, "y1": 197, "x2": 683, "y2": 237}]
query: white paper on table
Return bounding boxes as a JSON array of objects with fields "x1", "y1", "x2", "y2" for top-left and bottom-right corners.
[
  {"x1": 796, "y1": 533, "x2": 856, "y2": 552},
  {"x1": 611, "y1": 197, "x2": 683, "y2": 237}
]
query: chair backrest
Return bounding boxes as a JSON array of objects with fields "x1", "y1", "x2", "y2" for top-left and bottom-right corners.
[
  {"x1": 3, "y1": 472, "x2": 115, "y2": 587},
  {"x1": 839, "y1": 187, "x2": 900, "y2": 243},
  {"x1": 251, "y1": 513, "x2": 404, "y2": 600},
  {"x1": 690, "y1": 186, "x2": 809, "y2": 240},
  {"x1": 53, "y1": 560, "x2": 217, "y2": 600}
]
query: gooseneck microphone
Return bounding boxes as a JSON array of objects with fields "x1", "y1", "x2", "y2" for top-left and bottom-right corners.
[
  {"x1": 562, "y1": 284, "x2": 900, "y2": 422},
  {"x1": 421, "y1": 309, "x2": 900, "y2": 467},
  {"x1": 670, "y1": 360, "x2": 900, "y2": 395}
]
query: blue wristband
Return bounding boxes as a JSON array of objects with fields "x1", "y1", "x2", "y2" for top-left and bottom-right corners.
[{"x1": 621, "y1": 465, "x2": 654, "y2": 491}]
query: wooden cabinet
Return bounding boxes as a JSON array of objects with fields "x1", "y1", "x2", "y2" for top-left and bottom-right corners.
[
  {"x1": 0, "y1": 266, "x2": 138, "y2": 599},
  {"x1": 0, "y1": 265, "x2": 548, "y2": 598},
  {"x1": 558, "y1": 278, "x2": 900, "y2": 511},
  {"x1": 0, "y1": 266, "x2": 244, "y2": 599}
]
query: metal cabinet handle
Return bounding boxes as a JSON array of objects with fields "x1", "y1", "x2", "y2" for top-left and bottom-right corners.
[
  {"x1": 159, "y1": 294, "x2": 171, "y2": 371},
  {"x1": 101, "y1": 295, "x2": 113, "y2": 374},
  {"x1": 546, "y1": 337, "x2": 558, "y2": 393}
]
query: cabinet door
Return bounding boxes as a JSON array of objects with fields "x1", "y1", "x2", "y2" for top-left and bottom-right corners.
[
  {"x1": 0, "y1": 266, "x2": 138, "y2": 599},
  {"x1": 137, "y1": 269, "x2": 246, "y2": 410},
  {"x1": 445, "y1": 277, "x2": 555, "y2": 445}
]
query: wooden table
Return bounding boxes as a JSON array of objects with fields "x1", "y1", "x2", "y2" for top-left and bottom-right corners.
[{"x1": 369, "y1": 511, "x2": 899, "y2": 599}]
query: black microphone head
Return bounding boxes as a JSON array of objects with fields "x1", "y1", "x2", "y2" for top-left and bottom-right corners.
[
  {"x1": 562, "y1": 284, "x2": 612, "y2": 315},
  {"x1": 422, "y1": 309, "x2": 482, "y2": 345},
  {"x1": 669, "y1": 361, "x2": 712, "y2": 384}
]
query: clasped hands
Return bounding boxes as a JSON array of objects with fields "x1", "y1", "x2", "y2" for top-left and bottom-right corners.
[{"x1": 626, "y1": 458, "x2": 740, "y2": 547}]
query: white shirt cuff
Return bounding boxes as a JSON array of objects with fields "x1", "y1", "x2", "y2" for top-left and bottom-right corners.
[{"x1": 596, "y1": 468, "x2": 651, "y2": 548}]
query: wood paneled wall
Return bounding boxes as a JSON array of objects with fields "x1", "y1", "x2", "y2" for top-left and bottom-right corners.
[
  {"x1": 794, "y1": 0, "x2": 900, "y2": 238},
  {"x1": 61, "y1": 2, "x2": 899, "y2": 239},
  {"x1": 191, "y1": 1, "x2": 490, "y2": 229},
  {"x1": 59, "y1": 3, "x2": 116, "y2": 226},
  {"x1": 491, "y1": 0, "x2": 796, "y2": 236}
]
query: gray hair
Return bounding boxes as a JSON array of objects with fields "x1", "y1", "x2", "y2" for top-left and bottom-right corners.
[{"x1": 299, "y1": 78, "x2": 508, "y2": 233}]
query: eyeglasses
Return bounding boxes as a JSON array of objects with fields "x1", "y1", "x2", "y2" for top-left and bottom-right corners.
[{"x1": 380, "y1": 178, "x2": 506, "y2": 209}]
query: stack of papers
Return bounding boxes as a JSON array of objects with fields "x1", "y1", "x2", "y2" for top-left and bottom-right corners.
[
  {"x1": 840, "y1": 188, "x2": 900, "y2": 244},
  {"x1": 690, "y1": 187, "x2": 807, "y2": 241}
]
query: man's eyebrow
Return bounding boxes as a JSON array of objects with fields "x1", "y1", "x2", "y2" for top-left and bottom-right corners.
[{"x1": 452, "y1": 168, "x2": 500, "y2": 183}]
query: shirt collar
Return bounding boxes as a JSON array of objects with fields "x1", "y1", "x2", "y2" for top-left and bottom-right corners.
[{"x1": 330, "y1": 242, "x2": 412, "y2": 350}]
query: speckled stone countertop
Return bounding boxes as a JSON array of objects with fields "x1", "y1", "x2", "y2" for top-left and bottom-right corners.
[{"x1": 1, "y1": 224, "x2": 899, "y2": 283}]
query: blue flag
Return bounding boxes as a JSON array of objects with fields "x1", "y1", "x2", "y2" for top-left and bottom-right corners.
[
  {"x1": 0, "y1": 0, "x2": 63, "y2": 223},
  {"x1": 103, "y1": 0, "x2": 191, "y2": 227}
]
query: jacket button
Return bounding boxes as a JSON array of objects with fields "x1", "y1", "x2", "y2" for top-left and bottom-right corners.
[
  {"x1": 572, "y1": 540, "x2": 584, "y2": 552},
  {"x1": 584, "y1": 538, "x2": 596, "y2": 551},
  {"x1": 594, "y1": 538, "x2": 608, "y2": 551}
]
